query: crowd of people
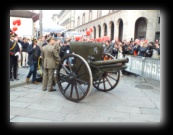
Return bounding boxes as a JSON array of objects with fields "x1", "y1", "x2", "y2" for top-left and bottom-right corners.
[
  {"x1": 10, "y1": 29, "x2": 160, "y2": 91},
  {"x1": 10, "y1": 30, "x2": 69, "y2": 91},
  {"x1": 72, "y1": 37, "x2": 160, "y2": 59}
]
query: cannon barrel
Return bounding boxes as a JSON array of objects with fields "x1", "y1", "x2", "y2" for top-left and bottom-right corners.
[{"x1": 90, "y1": 58, "x2": 129, "y2": 66}]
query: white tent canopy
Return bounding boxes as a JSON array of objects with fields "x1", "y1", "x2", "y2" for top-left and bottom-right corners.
[{"x1": 36, "y1": 20, "x2": 67, "y2": 33}]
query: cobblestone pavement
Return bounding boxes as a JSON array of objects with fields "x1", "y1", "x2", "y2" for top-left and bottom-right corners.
[{"x1": 10, "y1": 67, "x2": 161, "y2": 123}]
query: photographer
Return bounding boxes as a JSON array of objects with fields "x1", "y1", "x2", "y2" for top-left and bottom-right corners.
[
  {"x1": 111, "y1": 43, "x2": 119, "y2": 59},
  {"x1": 138, "y1": 41, "x2": 147, "y2": 57},
  {"x1": 133, "y1": 39, "x2": 140, "y2": 56},
  {"x1": 59, "y1": 40, "x2": 70, "y2": 59},
  {"x1": 126, "y1": 45, "x2": 134, "y2": 55},
  {"x1": 151, "y1": 43, "x2": 160, "y2": 59},
  {"x1": 122, "y1": 41, "x2": 129, "y2": 57},
  {"x1": 146, "y1": 42, "x2": 154, "y2": 57}
]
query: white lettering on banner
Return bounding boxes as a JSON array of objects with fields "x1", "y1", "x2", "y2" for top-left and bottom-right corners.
[
  {"x1": 143, "y1": 61, "x2": 160, "y2": 80},
  {"x1": 152, "y1": 63, "x2": 157, "y2": 75},
  {"x1": 125, "y1": 56, "x2": 160, "y2": 81},
  {"x1": 157, "y1": 64, "x2": 160, "y2": 80},
  {"x1": 131, "y1": 60, "x2": 142, "y2": 71},
  {"x1": 144, "y1": 63, "x2": 151, "y2": 74}
]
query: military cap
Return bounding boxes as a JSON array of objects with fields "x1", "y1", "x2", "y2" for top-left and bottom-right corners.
[
  {"x1": 46, "y1": 36, "x2": 56, "y2": 42},
  {"x1": 38, "y1": 36, "x2": 43, "y2": 39},
  {"x1": 10, "y1": 33, "x2": 17, "y2": 37},
  {"x1": 32, "y1": 37, "x2": 37, "y2": 42}
]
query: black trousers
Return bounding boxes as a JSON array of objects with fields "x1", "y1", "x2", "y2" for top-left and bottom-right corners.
[{"x1": 10, "y1": 55, "x2": 18, "y2": 79}]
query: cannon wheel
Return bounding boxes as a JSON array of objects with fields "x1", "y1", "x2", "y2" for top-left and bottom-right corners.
[
  {"x1": 93, "y1": 53, "x2": 120, "y2": 92},
  {"x1": 57, "y1": 53, "x2": 92, "y2": 102}
]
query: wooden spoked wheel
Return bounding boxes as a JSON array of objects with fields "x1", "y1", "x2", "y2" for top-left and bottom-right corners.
[
  {"x1": 57, "y1": 54, "x2": 92, "y2": 102},
  {"x1": 93, "y1": 53, "x2": 120, "y2": 92}
]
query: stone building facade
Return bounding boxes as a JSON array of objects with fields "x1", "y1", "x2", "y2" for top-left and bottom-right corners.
[
  {"x1": 51, "y1": 14, "x2": 59, "y2": 25},
  {"x1": 58, "y1": 10, "x2": 75, "y2": 31},
  {"x1": 74, "y1": 10, "x2": 160, "y2": 42}
]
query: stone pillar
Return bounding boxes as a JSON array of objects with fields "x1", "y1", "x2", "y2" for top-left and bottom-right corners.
[
  {"x1": 146, "y1": 16, "x2": 157, "y2": 42},
  {"x1": 107, "y1": 23, "x2": 110, "y2": 38},
  {"x1": 114, "y1": 19, "x2": 119, "y2": 41}
]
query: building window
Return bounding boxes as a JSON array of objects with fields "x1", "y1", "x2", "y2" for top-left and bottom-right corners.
[
  {"x1": 135, "y1": 17, "x2": 147, "y2": 40},
  {"x1": 158, "y1": 17, "x2": 160, "y2": 24},
  {"x1": 89, "y1": 10, "x2": 92, "y2": 21},
  {"x1": 82, "y1": 13, "x2": 85, "y2": 24},
  {"x1": 78, "y1": 16, "x2": 80, "y2": 26}
]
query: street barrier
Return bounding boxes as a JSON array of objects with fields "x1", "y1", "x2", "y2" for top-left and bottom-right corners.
[{"x1": 124, "y1": 55, "x2": 160, "y2": 81}]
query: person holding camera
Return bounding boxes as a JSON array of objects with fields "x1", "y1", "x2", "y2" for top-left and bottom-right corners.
[
  {"x1": 137, "y1": 41, "x2": 147, "y2": 57},
  {"x1": 133, "y1": 39, "x2": 140, "y2": 56},
  {"x1": 26, "y1": 38, "x2": 41, "y2": 84},
  {"x1": 151, "y1": 43, "x2": 160, "y2": 59},
  {"x1": 111, "y1": 43, "x2": 119, "y2": 59},
  {"x1": 146, "y1": 42, "x2": 154, "y2": 57}
]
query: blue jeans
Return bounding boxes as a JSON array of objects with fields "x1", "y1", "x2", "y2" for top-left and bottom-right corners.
[
  {"x1": 27, "y1": 61, "x2": 38, "y2": 82},
  {"x1": 61, "y1": 37, "x2": 64, "y2": 44}
]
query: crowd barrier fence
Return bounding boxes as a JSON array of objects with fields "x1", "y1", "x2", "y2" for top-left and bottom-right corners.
[{"x1": 124, "y1": 55, "x2": 160, "y2": 81}]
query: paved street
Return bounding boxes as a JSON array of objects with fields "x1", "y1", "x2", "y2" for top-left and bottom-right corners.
[{"x1": 10, "y1": 67, "x2": 160, "y2": 122}]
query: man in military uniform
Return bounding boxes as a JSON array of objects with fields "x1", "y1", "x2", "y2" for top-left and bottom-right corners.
[
  {"x1": 37, "y1": 36, "x2": 44, "y2": 51},
  {"x1": 52, "y1": 38, "x2": 61, "y2": 86},
  {"x1": 37, "y1": 36, "x2": 44, "y2": 68},
  {"x1": 42, "y1": 36, "x2": 60, "y2": 92},
  {"x1": 10, "y1": 32, "x2": 20, "y2": 81}
]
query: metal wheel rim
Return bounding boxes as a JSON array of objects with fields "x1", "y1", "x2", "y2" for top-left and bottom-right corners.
[
  {"x1": 57, "y1": 54, "x2": 92, "y2": 102},
  {"x1": 93, "y1": 53, "x2": 121, "y2": 92}
]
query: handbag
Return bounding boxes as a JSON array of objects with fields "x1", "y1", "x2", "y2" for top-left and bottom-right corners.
[{"x1": 36, "y1": 57, "x2": 43, "y2": 82}]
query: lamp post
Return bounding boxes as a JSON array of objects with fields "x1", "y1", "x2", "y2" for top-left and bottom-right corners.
[{"x1": 39, "y1": 10, "x2": 42, "y2": 36}]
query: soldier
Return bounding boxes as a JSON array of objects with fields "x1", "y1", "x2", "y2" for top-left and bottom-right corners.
[
  {"x1": 37, "y1": 36, "x2": 44, "y2": 52},
  {"x1": 10, "y1": 32, "x2": 20, "y2": 81},
  {"x1": 37, "y1": 36, "x2": 44, "y2": 67},
  {"x1": 52, "y1": 38, "x2": 61, "y2": 86},
  {"x1": 42, "y1": 36, "x2": 60, "y2": 92}
]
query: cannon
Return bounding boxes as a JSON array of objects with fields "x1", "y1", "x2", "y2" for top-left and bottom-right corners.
[{"x1": 56, "y1": 41, "x2": 129, "y2": 102}]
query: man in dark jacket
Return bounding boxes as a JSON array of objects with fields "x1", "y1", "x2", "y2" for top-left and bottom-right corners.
[
  {"x1": 138, "y1": 42, "x2": 147, "y2": 57},
  {"x1": 10, "y1": 33, "x2": 20, "y2": 81},
  {"x1": 111, "y1": 43, "x2": 119, "y2": 59},
  {"x1": 146, "y1": 42, "x2": 154, "y2": 57},
  {"x1": 42, "y1": 40, "x2": 48, "y2": 47},
  {"x1": 122, "y1": 41, "x2": 129, "y2": 57},
  {"x1": 104, "y1": 40, "x2": 112, "y2": 54},
  {"x1": 59, "y1": 40, "x2": 70, "y2": 59},
  {"x1": 26, "y1": 38, "x2": 41, "y2": 84}
]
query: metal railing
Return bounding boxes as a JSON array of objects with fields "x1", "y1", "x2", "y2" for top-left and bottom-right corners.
[{"x1": 124, "y1": 55, "x2": 160, "y2": 81}]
